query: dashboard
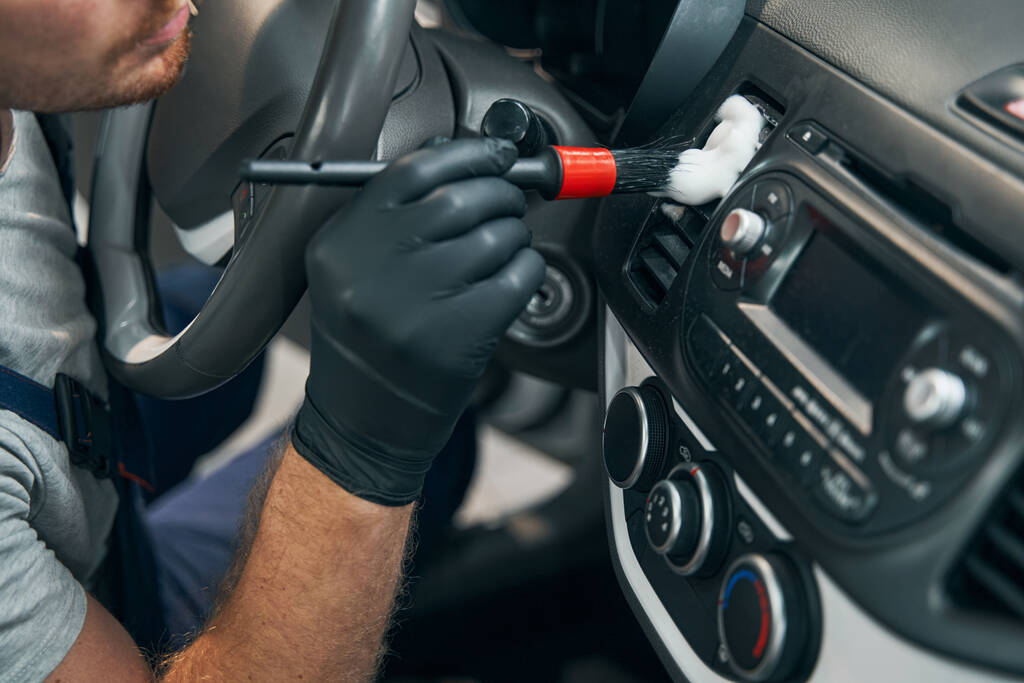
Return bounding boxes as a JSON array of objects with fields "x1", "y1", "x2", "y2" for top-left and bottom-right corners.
[{"x1": 597, "y1": 1, "x2": 1024, "y2": 681}]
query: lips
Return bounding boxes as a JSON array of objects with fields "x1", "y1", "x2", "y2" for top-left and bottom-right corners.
[{"x1": 144, "y1": 3, "x2": 190, "y2": 46}]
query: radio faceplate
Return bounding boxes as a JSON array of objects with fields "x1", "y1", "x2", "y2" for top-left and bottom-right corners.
[{"x1": 682, "y1": 172, "x2": 1019, "y2": 535}]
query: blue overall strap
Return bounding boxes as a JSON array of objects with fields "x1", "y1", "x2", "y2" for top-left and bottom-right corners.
[
  {"x1": 0, "y1": 364, "x2": 113, "y2": 477},
  {"x1": 0, "y1": 366, "x2": 61, "y2": 439}
]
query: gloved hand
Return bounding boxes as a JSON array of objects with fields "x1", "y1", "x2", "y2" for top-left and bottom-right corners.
[{"x1": 292, "y1": 138, "x2": 546, "y2": 505}]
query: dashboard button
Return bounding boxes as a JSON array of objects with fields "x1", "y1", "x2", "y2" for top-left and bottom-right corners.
[
  {"x1": 687, "y1": 316, "x2": 729, "y2": 380},
  {"x1": 232, "y1": 181, "x2": 256, "y2": 224},
  {"x1": 930, "y1": 333, "x2": 1009, "y2": 468},
  {"x1": 811, "y1": 454, "x2": 877, "y2": 522},
  {"x1": 715, "y1": 354, "x2": 756, "y2": 408},
  {"x1": 752, "y1": 180, "x2": 792, "y2": 222},
  {"x1": 740, "y1": 386, "x2": 786, "y2": 447},
  {"x1": 710, "y1": 248, "x2": 744, "y2": 290},
  {"x1": 894, "y1": 426, "x2": 930, "y2": 465},
  {"x1": 788, "y1": 122, "x2": 829, "y2": 154},
  {"x1": 792, "y1": 442, "x2": 823, "y2": 487},
  {"x1": 773, "y1": 421, "x2": 821, "y2": 485}
]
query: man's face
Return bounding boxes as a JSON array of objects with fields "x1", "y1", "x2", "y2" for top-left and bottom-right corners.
[{"x1": 0, "y1": 0, "x2": 193, "y2": 112}]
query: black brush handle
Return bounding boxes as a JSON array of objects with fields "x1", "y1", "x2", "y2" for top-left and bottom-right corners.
[
  {"x1": 242, "y1": 159, "x2": 385, "y2": 185},
  {"x1": 241, "y1": 150, "x2": 563, "y2": 198}
]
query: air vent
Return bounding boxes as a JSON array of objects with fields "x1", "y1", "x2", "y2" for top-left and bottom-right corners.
[
  {"x1": 627, "y1": 201, "x2": 711, "y2": 305},
  {"x1": 949, "y1": 470, "x2": 1024, "y2": 622}
]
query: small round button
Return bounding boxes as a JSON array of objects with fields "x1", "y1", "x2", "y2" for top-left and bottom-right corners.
[
  {"x1": 644, "y1": 478, "x2": 701, "y2": 560},
  {"x1": 719, "y1": 208, "x2": 767, "y2": 257},
  {"x1": 718, "y1": 553, "x2": 811, "y2": 682},
  {"x1": 903, "y1": 368, "x2": 967, "y2": 429},
  {"x1": 603, "y1": 386, "x2": 669, "y2": 490}
]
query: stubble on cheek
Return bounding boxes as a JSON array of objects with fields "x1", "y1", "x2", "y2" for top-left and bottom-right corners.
[
  {"x1": 0, "y1": 0, "x2": 192, "y2": 111},
  {"x1": 103, "y1": 29, "x2": 194, "y2": 108},
  {"x1": 14, "y1": 28, "x2": 191, "y2": 112}
]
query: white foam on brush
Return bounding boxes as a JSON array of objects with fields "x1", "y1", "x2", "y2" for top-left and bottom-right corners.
[{"x1": 655, "y1": 95, "x2": 767, "y2": 206}]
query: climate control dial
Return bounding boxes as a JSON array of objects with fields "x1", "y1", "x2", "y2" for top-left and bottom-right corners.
[
  {"x1": 603, "y1": 386, "x2": 669, "y2": 490},
  {"x1": 646, "y1": 463, "x2": 730, "y2": 576},
  {"x1": 718, "y1": 553, "x2": 810, "y2": 682},
  {"x1": 645, "y1": 478, "x2": 701, "y2": 561}
]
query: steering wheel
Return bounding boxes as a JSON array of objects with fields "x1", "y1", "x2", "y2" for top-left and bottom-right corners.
[{"x1": 86, "y1": 0, "x2": 416, "y2": 398}]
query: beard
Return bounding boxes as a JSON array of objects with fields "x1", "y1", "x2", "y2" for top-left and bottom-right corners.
[
  {"x1": 99, "y1": 31, "x2": 193, "y2": 110},
  {"x1": 1, "y1": 31, "x2": 192, "y2": 114}
]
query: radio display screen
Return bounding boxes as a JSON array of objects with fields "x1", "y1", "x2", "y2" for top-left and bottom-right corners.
[{"x1": 770, "y1": 209, "x2": 929, "y2": 400}]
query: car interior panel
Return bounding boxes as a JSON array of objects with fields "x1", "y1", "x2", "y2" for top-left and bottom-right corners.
[{"x1": 74, "y1": 0, "x2": 1024, "y2": 679}]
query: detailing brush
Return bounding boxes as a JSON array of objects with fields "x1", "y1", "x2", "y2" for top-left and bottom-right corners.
[
  {"x1": 241, "y1": 146, "x2": 685, "y2": 200},
  {"x1": 239, "y1": 96, "x2": 767, "y2": 204}
]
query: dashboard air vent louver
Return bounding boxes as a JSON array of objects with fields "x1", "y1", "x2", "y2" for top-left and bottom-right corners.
[
  {"x1": 949, "y1": 470, "x2": 1024, "y2": 622},
  {"x1": 627, "y1": 202, "x2": 710, "y2": 306}
]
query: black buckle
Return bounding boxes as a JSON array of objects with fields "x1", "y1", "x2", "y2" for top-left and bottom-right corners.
[{"x1": 54, "y1": 373, "x2": 113, "y2": 478}]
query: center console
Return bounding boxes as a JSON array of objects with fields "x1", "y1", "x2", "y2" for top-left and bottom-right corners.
[{"x1": 597, "y1": 12, "x2": 1024, "y2": 683}]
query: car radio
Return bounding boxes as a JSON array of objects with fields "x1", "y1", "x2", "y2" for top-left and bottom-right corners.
[
  {"x1": 598, "y1": 9, "x2": 1024, "y2": 678},
  {"x1": 681, "y1": 171, "x2": 1019, "y2": 534}
]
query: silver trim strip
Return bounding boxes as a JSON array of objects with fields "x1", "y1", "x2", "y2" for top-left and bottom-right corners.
[
  {"x1": 672, "y1": 397, "x2": 716, "y2": 451},
  {"x1": 733, "y1": 473, "x2": 792, "y2": 541},
  {"x1": 738, "y1": 302, "x2": 873, "y2": 435}
]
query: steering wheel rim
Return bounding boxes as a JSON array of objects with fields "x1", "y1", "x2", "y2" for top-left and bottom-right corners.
[{"x1": 87, "y1": 0, "x2": 416, "y2": 398}]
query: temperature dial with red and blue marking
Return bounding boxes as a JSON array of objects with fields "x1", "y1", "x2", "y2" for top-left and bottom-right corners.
[{"x1": 717, "y1": 553, "x2": 810, "y2": 682}]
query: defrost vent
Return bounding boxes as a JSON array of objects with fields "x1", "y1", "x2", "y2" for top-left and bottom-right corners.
[{"x1": 949, "y1": 468, "x2": 1024, "y2": 624}]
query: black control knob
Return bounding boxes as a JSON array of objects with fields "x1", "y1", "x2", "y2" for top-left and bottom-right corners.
[
  {"x1": 481, "y1": 98, "x2": 550, "y2": 157},
  {"x1": 603, "y1": 386, "x2": 669, "y2": 490},
  {"x1": 719, "y1": 208, "x2": 767, "y2": 257},
  {"x1": 718, "y1": 553, "x2": 810, "y2": 682},
  {"x1": 646, "y1": 463, "x2": 731, "y2": 575},
  {"x1": 645, "y1": 478, "x2": 701, "y2": 561}
]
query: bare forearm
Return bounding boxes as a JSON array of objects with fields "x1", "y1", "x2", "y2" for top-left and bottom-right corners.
[{"x1": 162, "y1": 447, "x2": 413, "y2": 682}]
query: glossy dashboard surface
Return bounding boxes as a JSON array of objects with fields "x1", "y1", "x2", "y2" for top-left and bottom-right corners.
[{"x1": 599, "y1": 4, "x2": 1024, "y2": 680}]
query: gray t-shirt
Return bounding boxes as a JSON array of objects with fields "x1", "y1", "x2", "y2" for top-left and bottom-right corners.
[{"x1": 0, "y1": 110, "x2": 119, "y2": 681}]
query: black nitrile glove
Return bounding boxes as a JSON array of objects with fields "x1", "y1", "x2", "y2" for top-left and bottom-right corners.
[{"x1": 292, "y1": 138, "x2": 546, "y2": 505}]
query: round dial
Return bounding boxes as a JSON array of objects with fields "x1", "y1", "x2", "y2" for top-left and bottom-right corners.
[
  {"x1": 647, "y1": 463, "x2": 731, "y2": 576},
  {"x1": 718, "y1": 553, "x2": 810, "y2": 682},
  {"x1": 719, "y1": 208, "x2": 767, "y2": 257},
  {"x1": 603, "y1": 386, "x2": 668, "y2": 490},
  {"x1": 903, "y1": 367, "x2": 967, "y2": 429},
  {"x1": 644, "y1": 478, "x2": 701, "y2": 560}
]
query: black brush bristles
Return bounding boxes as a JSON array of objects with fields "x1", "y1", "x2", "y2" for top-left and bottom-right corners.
[{"x1": 611, "y1": 147, "x2": 683, "y2": 193}]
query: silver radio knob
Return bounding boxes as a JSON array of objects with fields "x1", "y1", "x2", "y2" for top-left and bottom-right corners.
[
  {"x1": 719, "y1": 208, "x2": 767, "y2": 257},
  {"x1": 645, "y1": 478, "x2": 701, "y2": 561},
  {"x1": 903, "y1": 368, "x2": 967, "y2": 429}
]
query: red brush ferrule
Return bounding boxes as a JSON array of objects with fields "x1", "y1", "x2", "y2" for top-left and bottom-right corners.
[{"x1": 553, "y1": 146, "x2": 617, "y2": 199}]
